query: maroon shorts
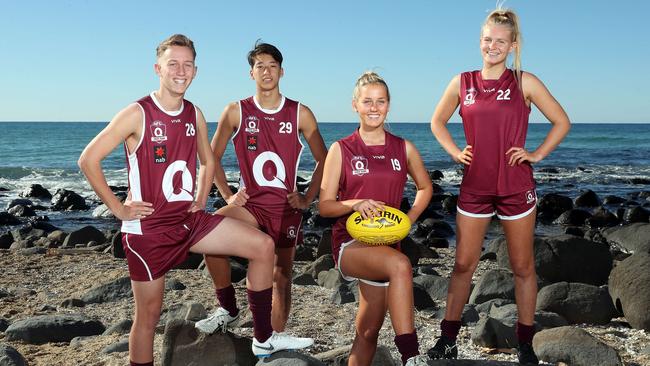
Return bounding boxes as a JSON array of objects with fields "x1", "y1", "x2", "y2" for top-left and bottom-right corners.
[
  {"x1": 122, "y1": 211, "x2": 225, "y2": 281},
  {"x1": 245, "y1": 205, "x2": 303, "y2": 248},
  {"x1": 457, "y1": 189, "x2": 537, "y2": 220}
]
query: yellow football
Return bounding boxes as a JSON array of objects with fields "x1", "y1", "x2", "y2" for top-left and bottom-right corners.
[{"x1": 345, "y1": 206, "x2": 411, "y2": 246}]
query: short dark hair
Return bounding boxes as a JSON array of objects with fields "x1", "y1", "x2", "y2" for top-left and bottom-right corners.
[
  {"x1": 157, "y1": 34, "x2": 196, "y2": 60},
  {"x1": 247, "y1": 39, "x2": 283, "y2": 67}
]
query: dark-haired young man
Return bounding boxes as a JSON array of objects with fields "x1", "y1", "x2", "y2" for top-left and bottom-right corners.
[{"x1": 195, "y1": 41, "x2": 326, "y2": 343}]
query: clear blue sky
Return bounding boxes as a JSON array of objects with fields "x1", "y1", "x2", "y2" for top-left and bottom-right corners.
[{"x1": 3, "y1": 0, "x2": 649, "y2": 123}]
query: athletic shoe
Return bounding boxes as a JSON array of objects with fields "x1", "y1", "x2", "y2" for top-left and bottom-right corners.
[
  {"x1": 194, "y1": 307, "x2": 240, "y2": 334},
  {"x1": 517, "y1": 342, "x2": 539, "y2": 365},
  {"x1": 405, "y1": 355, "x2": 430, "y2": 366},
  {"x1": 252, "y1": 331, "x2": 314, "y2": 357},
  {"x1": 426, "y1": 335, "x2": 458, "y2": 359}
]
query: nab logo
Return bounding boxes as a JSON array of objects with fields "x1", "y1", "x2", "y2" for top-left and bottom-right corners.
[
  {"x1": 153, "y1": 145, "x2": 167, "y2": 164},
  {"x1": 247, "y1": 135, "x2": 257, "y2": 151},
  {"x1": 150, "y1": 121, "x2": 168, "y2": 143},
  {"x1": 351, "y1": 156, "x2": 369, "y2": 176}
]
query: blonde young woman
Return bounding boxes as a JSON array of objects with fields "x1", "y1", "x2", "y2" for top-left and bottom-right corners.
[
  {"x1": 428, "y1": 8, "x2": 570, "y2": 365},
  {"x1": 319, "y1": 72, "x2": 433, "y2": 366}
]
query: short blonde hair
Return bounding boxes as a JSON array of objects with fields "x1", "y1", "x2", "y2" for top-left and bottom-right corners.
[{"x1": 156, "y1": 34, "x2": 196, "y2": 60}]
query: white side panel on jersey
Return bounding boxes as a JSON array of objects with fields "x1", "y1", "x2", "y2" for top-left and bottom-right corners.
[
  {"x1": 231, "y1": 100, "x2": 243, "y2": 142},
  {"x1": 121, "y1": 152, "x2": 143, "y2": 235},
  {"x1": 126, "y1": 103, "x2": 147, "y2": 156},
  {"x1": 150, "y1": 91, "x2": 184, "y2": 117},
  {"x1": 293, "y1": 103, "x2": 305, "y2": 190},
  {"x1": 125, "y1": 234, "x2": 153, "y2": 281}
]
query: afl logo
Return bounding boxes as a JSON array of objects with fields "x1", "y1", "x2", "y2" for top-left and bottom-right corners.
[
  {"x1": 150, "y1": 121, "x2": 168, "y2": 143},
  {"x1": 244, "y1": 116, "x2": 260, "y2": 134},
  {"x1": 351, "y1": 156, "x2": 369, "y2": 176},
  {"x1": 463, "y1": 88, "x2": 476, "y2": 106}
]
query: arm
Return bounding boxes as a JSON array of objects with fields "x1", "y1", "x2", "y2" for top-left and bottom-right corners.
[
  {"x1": 210, "y1": 102, "x2": 249, "y2": 205},
  {"x1": 78, "y1": 104, "x2": 153, "y2": 221},
  {"x1": 507, "y1": 72, "x2": 571, "y2": 165},
  {"x1": 430, "y1": 75, "x2": 472, "y2": 165},
  {"x1": 288, "y1": 104, "x2": 328, "y2": 209},
  {"x1": 404, "y1": 140, "x2": 433, "y2": 223},
  {"x1": 318, "y1": 142, "x2": 383, "y2": 219},
  {"x1": 189, "y1": 107, "x2": 215, "y2": 212}
]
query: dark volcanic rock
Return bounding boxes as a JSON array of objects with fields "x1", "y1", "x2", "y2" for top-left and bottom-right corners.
[
  {"x1": 553, "y1": 209, "x2": 591, "y2": 226},
  {"x1": 161, "y1": 319, "x2": 256, "y2": 366},
  {"x1": 602, "y1": 223, "x2": 650, "y2": 254},
  {"x1": 586, "y1": 206, "x2": 620, "y2": 228},
  {"x1": 80, "y1": 276, "x2": 133, "y2": 304},
  {"x1": 62, "y1": 225, "x2": 107, "y2": 247},
  {"x1": 496, "y1": 235, "x2": 612, "y2": 286},
  {"x1": 5, "y1": 314, "x2": 105, "y2": 344},
  {"x1": 537, "y1": 193, "x2": 573, "y2": 222},
  {"x1": 0, "y1": 212, "x2": 21, "y2": 225},
  {"x1": 8, "y1": 205, "x2": 36, "y2": 217},
  {"x1": 20, "y1": 184, "x2": 52, "y2": 199},
  {"x1": 0, "y1": 343, "x2": 27, "y2": 366},
  {"x1": 608, "y1": 253, "x2": 650, "y2": 331},
  {"x1": 574, "y1": 189, "x2": 601, "y2": 208},
  {"x1": 622, "y1": 206, "x2": 650, "y2": 224},
  {"x1": 469, "y1": 269, "x2": 515, "y2": 304},
  {"x1": 533, "y1": 326, "x2": 623, "y2": 366},
  {"x1": 51, "y1": 189, "x2": 87, "y2": 210},
  {"x1": 536, "y1": 282, "x2": 617, "y2": 325}
]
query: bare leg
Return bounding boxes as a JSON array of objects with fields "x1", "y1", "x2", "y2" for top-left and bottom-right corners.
[
  {"x1": 129, "y1": 277, "x2": 164, "y2": 363},
  {"x1": 501, "y1": 209, "x2": 537, "y2": 325},
  {"x1": 203, "y1": 206, "x2": 259, "y2": 290},
  {"x1": 348, "y1": 282, "x2": 388, "y2": 366},
  {"x1": 190, "y1": 216, "x2": 273, "y2": 291},
  {"x1": 272, "y1": 246, "x2": 295, "y2": 332},
  {"x1": 340, "y1": 243, "x2": 415, "y2": 335},
  {"x1": 444, "y1": 214, "x2": 491, "y2": 321}
]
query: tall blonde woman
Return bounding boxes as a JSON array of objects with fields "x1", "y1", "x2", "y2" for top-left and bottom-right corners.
[{"x1": 428, "y1": 8, "x2": 570, "y2": 365}]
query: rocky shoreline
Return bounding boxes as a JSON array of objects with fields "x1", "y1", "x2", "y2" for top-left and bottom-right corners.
[{"x1": 1, "y1": 177, "x2": 650, "y2": 365}]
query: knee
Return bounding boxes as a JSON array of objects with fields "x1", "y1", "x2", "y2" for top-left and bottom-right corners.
[
  {"x1": 356, "y1": 325, "x2": 381, "y2": 344},
  {"x1": 510, "y1": 258, "x2": 536, "y2": 278},
  {"x1": 133, "y1": 306, "x2": 161, "y2": 331},
  {"x1": 453, "y1": 257, "x2": 478, "y2": 275},
  {"x1": 253, "y1": 235, "x2": 275, "y2": 262},
  {"x1": 389, "y1": 255, "x2": 413, "y2": 281}
]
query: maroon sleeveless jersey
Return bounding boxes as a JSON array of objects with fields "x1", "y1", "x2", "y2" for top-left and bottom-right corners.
[
  {"x1": 331, "y1": 129, "x2": 408, "y2": 257},
  {"x1": 459, "y1": 69, "x2": 535, "y2": 195},
  {"x1": 121, "y1": 93, "x2": 198, "y2": 235},
  {"x1": 232, "y1": 96, "x2": 303, "y2": 215}
]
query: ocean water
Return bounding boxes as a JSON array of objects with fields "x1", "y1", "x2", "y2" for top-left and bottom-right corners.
[{"x1": 1, "y1": 122, "x2": 649, "y2": 235}]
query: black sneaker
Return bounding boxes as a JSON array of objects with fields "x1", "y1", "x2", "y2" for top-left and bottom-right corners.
[
  {"x1": 517, "y1": 342, "x2": 539, "y2": 365},
  {"x1": 426, "y1": 335, "x2": 457, "y2": 359}
]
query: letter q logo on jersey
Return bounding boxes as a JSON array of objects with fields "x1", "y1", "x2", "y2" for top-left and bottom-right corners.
[
  {"x1": 351, "y1": 156, "x2": 369, "y2": 176},
  {"x1": 244, "y1": 116, "x2": 260, "y2": 134},
  {"x1": 162, "y1": 160, "x2": 194, "y2": 202},
  {"x1": 150, "y1": 121, "x2": 168, "y2": 143},
  {"x1": 252, "y1": 151, "x2": 288, "y2": 190}
]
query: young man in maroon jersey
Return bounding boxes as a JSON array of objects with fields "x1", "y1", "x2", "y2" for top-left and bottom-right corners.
[
  {"x1": 79, "y1": 34, "x2": 312, "y2": 365},
  {"x1": 195, "y1": 41, "x2": 326, "y2": 341}
]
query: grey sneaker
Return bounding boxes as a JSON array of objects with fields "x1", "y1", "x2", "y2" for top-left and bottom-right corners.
[
  {"x1": 405, "y1": 355, "x2": 430, "y2": 366},
  {"x1": 252, "y1": 331, "x2": 314, "y2": 357},
  {"x1": 194, "y1": 307, "x2": 240, "y2": 334}
]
